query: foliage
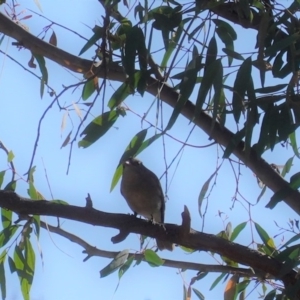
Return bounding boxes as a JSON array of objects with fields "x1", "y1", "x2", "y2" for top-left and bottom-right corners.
[{"x1": 1, "y1": 0, "x2": 300, "y2": 299}]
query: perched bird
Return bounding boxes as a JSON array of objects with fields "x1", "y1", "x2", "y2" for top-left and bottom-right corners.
[{"x1": 121, "y1": 157, "x2": 173, "y2": 251}]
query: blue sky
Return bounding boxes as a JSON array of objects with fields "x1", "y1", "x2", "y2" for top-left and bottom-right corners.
[{"x1": 0, "y1": 1, "x2": 299, "y2": 299}]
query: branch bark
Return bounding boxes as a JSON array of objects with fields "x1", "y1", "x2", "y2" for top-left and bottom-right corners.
[{"x1": 0, "y1": 190, "x2": 296, "y2": 288}]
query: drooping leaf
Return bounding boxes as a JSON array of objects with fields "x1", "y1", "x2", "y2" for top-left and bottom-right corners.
[
  {"x1": 255, "y1": 84, "x2": 287, "y2": 94},
  {"x1": 265, "y1": 33, "x2": 300, "y2": 57},
  {"x1": 108, "y1": 72, "x2": 141, "y2": 110},
  {"x1": 222, "y1": 48, "x2": 244, "y2": 61},
  {"x1": 123, "y1": 26, "x2": 140, "y2": 81},
  {"x1": 151, "y1": 5, "x2": 182, "y2": 31},
  {"x1": 32, "y1": 54, "x2": 48, "y2": 98},
  {"x1": 281, "y1": 157, "x2": 294, "y2": 178},
  {"x1": 198, "y1": 170, "x2": 217, "y2": 217},
  {"x1": 232, "y1": 57, "x2": 252, "y2": 123},
  {"x1": 82, "y1": 77, "x2": 98, "y2": 100},
  {"x1": 223, "y1": 128, "x2": 245, "y2": 159},
  {"x1": 100, "y1": 250, "x2": 129, "y2": 278},
  {"x1": 195, "y1": 59, "x2": 221, "y2": 117},
  {"x1": 210, "y1": 273, "x2": 227, "y2": 290},
  {"x1": 0, "y1": 170, "x2": 5, "y2": 189},
  {"x1": 4, "y1": 180, "x2": 16, "y2": 191},
  {"x1": 166, "y1": 51, "x2": 203, "y2": 130},
  {"x1": 79, "y1": 25, "x2": 103, "y2": 56},
  {"x1": 79, "y1": 110, "x2": 119, "y2": 148},
  {"x1": 144, "y1": 249, "x2": 164, "y2": 266},
  {"x1": 290, "y1": 172, "x2": 300, "y2": 190},
  {"x1": 0, "y1": 250, "x2": 6, "y2": 300},
  {"x1": 211, "y1": 59, "x2": 223, "y2": 131},
  {"x1": 110, "y1": 129, "x2": 148, "y2": 191},
  {"x1": 193, "y1": 288, "x2": 205, "y2": 300},
  {"x1": 214, "y1": 19, "x2": 236, "y2": 66},
  {"x1": 266, "y1": 187, "x2": 292, "y2": 209},
  {"x1": 254, "y1": 222, "x2": 276, "y2": 253},
  {"x1": 289, "y1": 131, "x2": 300, "y2": 158},
  {"x1": 14, "y1": 241, "x2": 35, "y2": 300},
  {"x1": 118, "y1": 255, "x2": 134, "y2": 279},
  {"x1": 1, "y1": 207, "x2": 12, "y2": 229},
  {"x1": 0, "y1": 226, "x2": 19, "y2": 248},
  {"x1": 230, "y1": 222, "x2": 247, "y2": 242}
]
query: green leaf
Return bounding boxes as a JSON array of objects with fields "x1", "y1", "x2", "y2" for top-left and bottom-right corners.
[
  {"x1": 144, "y1": 249, "x2": 164, "y2": 266},
  {"x1": 254, "y1": 222, "x2": 276, "y2": 253},
  {"x1": 151, "y1": 5, "x2": 182, "y2": 31},
  {"x1": 195, "y1": 59, "x2": 221, "y2": 116},
  {"x1": 232, "y1": 57, "x2": 252, "y2": 123},
  {"x1": 33, "y1": 54, "x2": 48, "y2": 98},
  {"x1": 110, "y1": 164, "x2": 123, "y2": 192},
  {"x1": 193, "y1": 288, "x2": 205, "y2": 300},
  {"x1": 166, "y1": 52, "x2": 202, "y2": 130},
  {"x1": 82, "y1": 78, "x2": 96, "y2": 100},
  {"x1": 123, "y1": 26, "x2": 139, "y2": 80},
  {"x1": 230, "y1": 222, "x2": 247, "y2": 241},
  {"x1": 100, "y1": 250, "x2": 129, "y2": 278},
  {"x1": 265, "y1": 33, "x2": 300, "y2": 57},
  {"x1": 256, "y1": 185, "x2": 267, "y2": 203},
  {"x1": 264, "y1": 289, "x2": 276, "y2": 300},
  {"x1": 136, "y1": 134, "x2": 162, "y2": 156},
  {"x1": 198, "y1": 170, "x2": 217, "y2": 217},
  {"x1": 280, "y1": 234, "x2": 300, "y2": 249},
  {"x1": 276, "y1": 244, "x2": 300, "y2": 262},
  {"x1": 215, "y1": 24, "x2": 234, "y2": 66},
  {"x1": 4, "y1": 180, "x2": 16, "y2": 191},
  {"x1": 79, "y1": 26, "x2": 103, "y2": 56},
  {"x1": 255, "y1": 84, "x2": 287, "y2": 94},
  {"x1": 266, "y1": 187, "x2": 292, "y2": 209},
  {"x1": 0, "y1": 226, "x2": 19, "y2": 248},
  {"x1": 210, "y1": 273, "x2": 226, "y2": 290},
  {"x1": 79, "y1": 110, "x2": 119, "y2": 148},
  {"x1": 7, "y1": 150, "x2": 14, "y2": 163},
  {"x1": 290, "y1": 172, "x2": 300, "y2": 189},
  {"x1": 211, "y1": 60, "x2": 223, "y2": 131},
  {"x1": 14, "y1": 244, "x2": 31, "y2": 300},
  {"x1": 205, "y1": 36, "x2": 217, "y2": 68},
  {"x1": 108, "y1": 72, "x2": 141, "y2": 110},
  {"x1": 32, "y1": 215, "x2": 40, "y2": 239},
  {"x1": 281, "y1": 157, "x2": 294, "y2": 178},
  {"x1": 0, "y1": 170, "x2": 5, "y2": 189},
  {"x1": 50, "y1": 199, "x2": 69, "y2": 205},
  {"x1": 110, "y1": 129, "x2": 148, "y2": 191},
  {"x1": 0, "y1": 253, "x2": 6, "y2": 300},
  {"x1": 1, "y1": 208, "x2": 12, "y2": 229},
  {"x1": 222, "y1": 48, "x2": 244, "y2": 61},
  {"x1": 213, "y1": 19, "x2": 237, "y2": 40},
  {"x1": 118, "y1": 255, "x2": 134, "y2": 279},
  {"x1": 161, "y1": 22, "x2": 183, "y2": 68},
  {"x1": 223, "y1": 128, "x2": 245, "y2": 159},
  {"x1": 289, "y1": 131, "x2": 300, "y2": 158}
]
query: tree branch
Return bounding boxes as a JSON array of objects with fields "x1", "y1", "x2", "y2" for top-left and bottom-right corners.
[
  {"x1": 0, "y1": 190, "x2": 295, "y2": 287},
  {"x1": 40, "y1": 220, "x2": 270, "y2": 278}
]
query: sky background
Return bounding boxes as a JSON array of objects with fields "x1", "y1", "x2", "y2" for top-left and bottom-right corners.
[{"x1": 0, "y1": 0, "x2": 299, "y2": 299}]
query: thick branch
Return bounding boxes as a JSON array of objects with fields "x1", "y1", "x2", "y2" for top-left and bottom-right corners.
[
  {"x1": 0, "y1": 190, "x2": 295, "y2": 285},
  {"x1": 0, "y1": 12, "x2": 299, "y2": 215}
]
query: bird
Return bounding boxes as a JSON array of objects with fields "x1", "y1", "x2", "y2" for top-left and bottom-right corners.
[{"x1": 120, "y1": 157, "x2": 174, "y2": 251}]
